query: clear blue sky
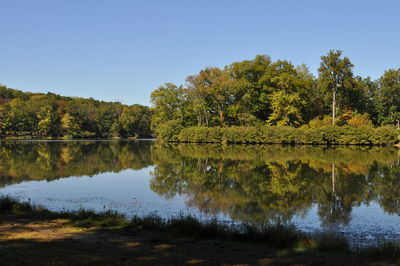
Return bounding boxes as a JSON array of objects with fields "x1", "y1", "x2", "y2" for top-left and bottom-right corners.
[{"x1": 1, "y1": 0, "x2": 399, "y2": 106}]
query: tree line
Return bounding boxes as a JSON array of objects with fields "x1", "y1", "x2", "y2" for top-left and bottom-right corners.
[
  {"x1": 0, "y1": 86, "x2": 152, "y2": 138},
  {"x1": 151, "y1": 50, "x2": 400, "y2": 138},
  {"x1": 2, "y1": 50, "x2": 399, "y2": 140}
]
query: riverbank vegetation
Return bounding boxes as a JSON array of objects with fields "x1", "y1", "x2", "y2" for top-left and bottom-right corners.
[
  {"x1": 0, "y1": 85, "x2": 152, "y2": 138},
  {"x1": 1, "y1": 196, "x2": 399, "y2": 265},
  {"x1": 151, "y1": 50, "x2": 400, "y2": 144},
  {"x1": 175, "y1": 125, "x2": 398, "y2": 145}
]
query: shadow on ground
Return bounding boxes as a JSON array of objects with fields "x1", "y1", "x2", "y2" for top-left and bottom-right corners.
[{"x1": 0, "y1": 215, "x2": 397, "y2": 266}]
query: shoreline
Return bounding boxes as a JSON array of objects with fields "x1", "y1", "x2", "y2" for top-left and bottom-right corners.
[
  {"x1": 1, "y1": 137, "x2": 399, "y2": 147},
  {"x1": 0, "y1": 196, "x2": 399, "y2": 265}
]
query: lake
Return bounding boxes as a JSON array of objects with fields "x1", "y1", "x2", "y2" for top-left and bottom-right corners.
[{"x1": 1, "y1": 140, "x2": 399, "y2": 246}]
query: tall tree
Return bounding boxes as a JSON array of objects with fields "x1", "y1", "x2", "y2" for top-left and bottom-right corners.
[
  {"x1": 186, "y1": 67, "x2": 237, "y2": 126},
  {"x1": 150, "y1": 83, "x2": 187, "y2": 138},
  {"x1": 37, "y1": 105, "x2": 59, "y2": 136},
  {"x1": 375, "y1": 69, "x2": 400, "y2": 126},
  {"x1": 120, "y1": 105, "x2": 152, "y2": 137},
  {"x1": 318, "y1": 50, "x2": 354, "y2": 125},
  {"x1": 61, "y1": 113, "x2": 80, "y2": 137},
  {"x1": 229, "y1": 55, "x2": 273, "y2": 122}
]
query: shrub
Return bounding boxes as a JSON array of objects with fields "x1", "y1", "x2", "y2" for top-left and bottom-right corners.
[
  {"x1": 0, "y1": 196, "x2": 34, "y2": 214},
  {"x1": 154, "y1": 120, "x2": 183, "y2": 142},
  {"x1": 347, "y1": 114, "x2": 373, "y2": 127},
  {"x1": 308, "y1": 116, "x2": 333, "y2": 128},
  {"x1": 370, "y1": 126, "x2": 399, "y2": 145},
  {"x1": 161, "y1": 125, "x2": 399, "y2": 145}
]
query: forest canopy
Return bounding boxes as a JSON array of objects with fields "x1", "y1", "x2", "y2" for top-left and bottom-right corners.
[
  {"x1": 151, "y1": 50, "x2": 400, "y2": 139},
  {"x1": 1, "y1": 50, "x2": 400, "y2": 141},
  {"x1": 0, "y1": 86, "x2": 152, "y2": 138}
]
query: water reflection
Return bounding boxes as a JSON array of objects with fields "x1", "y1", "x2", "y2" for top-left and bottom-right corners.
[
  {"x1": 150, "y1": 144, "x2": 400, "y2": 228},
  {"x1": 0, "y1": 140, "x2": 399, "y2": 229},
  {"x1": 0, "y1": 140, "x2": 152, "y2": 187}
]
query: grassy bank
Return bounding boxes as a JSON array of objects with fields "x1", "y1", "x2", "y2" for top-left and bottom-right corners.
[
  {"x1": 159, "y1": 125, "x2": 399, "y2": 146},
  {"x1": 0, "y1": 196, "x2": 399, "y2": 265}
]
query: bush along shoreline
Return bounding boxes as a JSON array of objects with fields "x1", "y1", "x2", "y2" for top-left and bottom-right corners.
[
  {"x1": 1, "y1": 195, "x2": 399, "y2": 261},
  {"x1": 157, "y1": 124, "x2": 399, "y2": 146}
]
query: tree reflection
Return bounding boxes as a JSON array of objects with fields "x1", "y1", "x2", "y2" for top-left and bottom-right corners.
[
  {"x1": 150, "y1": 143, "x2": 400, "y2": 226},
  {"x1": 1, "y1": 141, "x2": 400, "y2": 226},
  {"x1": 0, "y1": 140, "x2": 153, "y2": 187}
]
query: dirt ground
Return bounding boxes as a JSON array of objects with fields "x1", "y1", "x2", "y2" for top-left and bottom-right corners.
[{"x1": 0, "y1": 217, "x2": 396, "y2": 266}]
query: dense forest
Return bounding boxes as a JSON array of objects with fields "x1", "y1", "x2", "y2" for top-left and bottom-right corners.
[
  {"x1": 151, "y1": 50, "x2": 400, "y2": 143},
  {"x1": 0, "y1": 86, "x2": 152, "y2": 138},
  {"x1": 1, "y1": 50, "x2": 400, "y2": 142}
]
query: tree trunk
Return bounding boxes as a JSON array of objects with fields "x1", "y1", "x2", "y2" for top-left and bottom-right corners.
[
  {"x1": 219, "y1": 109, "x2": 224, "y2": 125},
  {"x1": 203, "y1": 108, "x2": 209, "y2": 127},
  {"x1": 332, "y1": 163, "x2": 336, "y2": 195},
  {"x1": 332, "y1": 89, "x2": 337, "y2": 125}
]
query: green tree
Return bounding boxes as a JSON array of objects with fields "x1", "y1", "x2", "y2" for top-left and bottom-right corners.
[
  {"x1": 353, "y1": 77, "x2": 379, "y2": 124},
  {"x1": 109, "y1": 120, "x2": 122, "y2": 137},
  {"x1": 37, "y1": 105, "x2": 59, "y2": 136},
  {"x1": 8, "y1": 98, "x2": 37, "y2": 135},
  {"x1": 0, "y1": 105, "x2": 11, "y2": 135},
  {"x1": 186, "y1": 67, "x2": 237, "y2": 125},
  {"x1": 318, "y1": 50, "x2": 354, "y2": 125},
  {"x1": 98, "y1": 103, "x2": 121, "y2": 137},
  {"x1": 229, "y1": 55, "x2": 273, "y2": 121},
  {"x1": 150, "y1": 83, "x2": 186, "y2": 136},
  {"x1": 61, "y1": 113, "x2": 80, "y2": 137},
  {"x1": 266, "y1": 64, "x2": 315, "y2": 126},
  {"x1": 375, "y1": 69, "x2": 400, "y2": 126},
  {"x1": 120, "y1": 105, "x2": 152, "y2": 137},
  {"x1": 267, "y1": 90, "x2": 305, "y2": 126}
]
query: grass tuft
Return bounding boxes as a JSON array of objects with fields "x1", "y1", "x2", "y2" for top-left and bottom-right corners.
[
  {"x1": 315, "y1": 232, "x2": 350, "y2": 252},
  {"x1": 70, "y1": 209, "x2": 127, "y2": 228},
  {"x1": 233, "y1": 223, "x2": 298, "y2": 248},
  {"x1": 359, "y1": 241, "x2": 400, "y2": 259}
]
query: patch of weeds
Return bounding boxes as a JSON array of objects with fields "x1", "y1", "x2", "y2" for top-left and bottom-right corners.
[
  {"x1": 359, "y1": 241, "x2": 400, "y2": 259},
  {"x1": 70, "y1": 210, "x2": 127, "y2": 228},
  {"x1": 296, "y1": 232, "x2": 350, "y2": 252},
  {"x1": 129, "y1": 214, "x2": 165, "y2": 231},
  {"x1": 236, "y1": 223, "x2": 298, "y2": 248},
  {"x1": 168, "y1": 216, "x2": 228, "y2": 239},
  {"x1": 314, "y1": 232, "x2": 350, "y2": 252},
  {"x1": 0, "y1": 195, "x2": 54, "y2": 219},
  {"x1": 0, "y1": 196, "x2": 31, "y2": 213}
]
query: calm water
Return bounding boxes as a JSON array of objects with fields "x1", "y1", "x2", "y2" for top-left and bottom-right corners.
[{"x1": 1, "y1": 140, "x2": 400, "y2": 245}]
